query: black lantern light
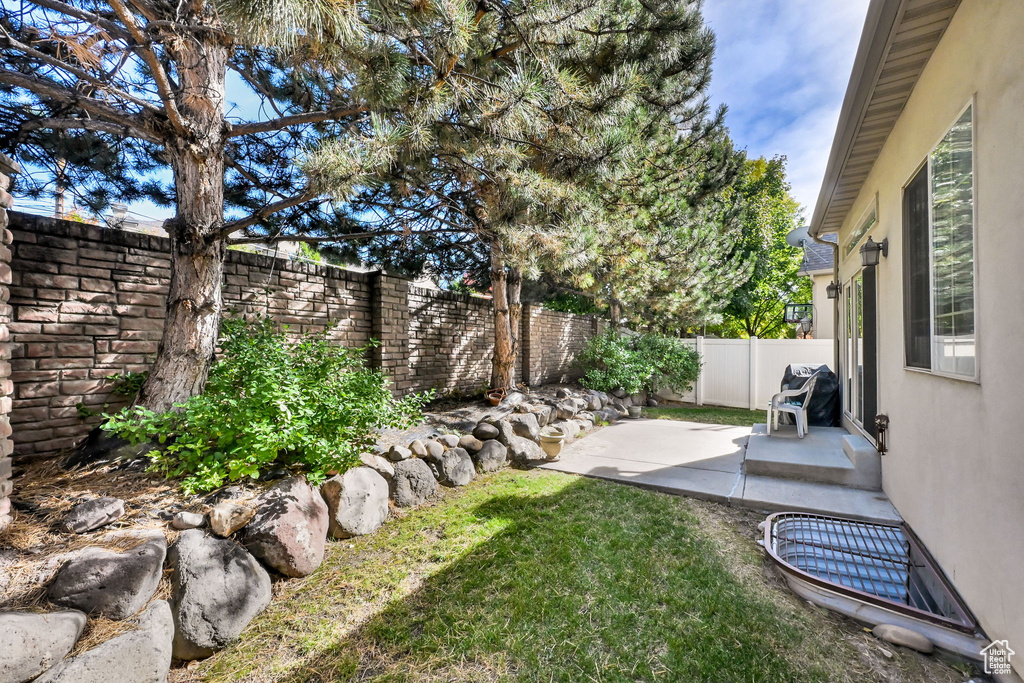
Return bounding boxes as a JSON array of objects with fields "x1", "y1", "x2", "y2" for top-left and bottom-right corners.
[
  {"x1": 826, "y1": 280, "x2": 841, "y2": 300},
  {"x1": 860, "y1": 236, "x2": 888, "y2": 267}
]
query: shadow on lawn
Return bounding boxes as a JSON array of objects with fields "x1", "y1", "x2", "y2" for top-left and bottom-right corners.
[{"x1": 270, "y1": 475, "x2": 824, "y2": 683}]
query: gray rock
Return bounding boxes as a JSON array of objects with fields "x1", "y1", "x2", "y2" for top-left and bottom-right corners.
[
  {"x1": 550, "y1": 420, "x2": 579, "y2": 445},
  {"x1": 611, "y1": 388, "x2": 627, "y2": 399},
  {"x1": 596, "y1": 408, "x2": 619, "y2": 423},
  {"x1": 472, "y1": 440, "x2": 508, "y2": 473},
  {"x1": 499, "y1": 422, "x2": 546, "y2": 465},
  {"x1": 630, "y1": 392, "x2": 647, "y2": 406},
  {"x1": 573, "y1": 397, "x2": 588, "y2": 411},
  {"x1": 208, "y1": 502, "x2": 254, "y2": 537},
  {"x1": 201, "y1": 486, "x2": 246, "y2": 506},
  {"x1": 610, "y1": 399, "x2": 629, "y2": 416},
  {"x1": 647, "y1": 398, "x2": 659, "y2": 407},
  {"x1": 621, "y1": 395, "x2": 633, "y2": 407},
  {"x1": 387, "y1": 445, "x2": 412, "y2": 462},
  {"x1": 171, "y1": 512, "x2": 205, "y2": 530},
  {"x1": 0, "y1": 610, "x2": 86, "y2": 683},
  {"x1": 576, "y1": 411, "x2": 595, "y2": 423},
  {"x1": 390, "y1": 458, "x2": 438, "y2": 507},
  {"x1": 437, "y1": 434, "x2": 460, "y2": 449},
  {"x1": 321, "y1": 467, "x2": 389, "y2": 538},
  {"x1": 513, "y1": 402, "x2": 535, "y2": 413},
  {"x1": 508, "y1": 412, "x2": 541, "y2": 441},
  {"x1": 498, "y1": 391, "x2": 527, "y2": 409},
  {"x1": 359, "y1": 452, "x2": 395, "y2": 480},
  {"x1": 555, "y1": 388, "x2": 572, "y2": 399},
  {"x1": 473, "y1": 422, "x2": 500, "y2": 441},
  {"x1": 554, "y1": 399, "x2": 578, "y2": 420},
  {"x1": 585, "y1": 395, "x2": 602, "y2": 411},
  {"x1": 871, "y1": 624, "x2": 934, "y2": 654},
  {"x1": 408, "y1": 439, "x2": 428, "y2": 457},
  {"x1": 48, "y1": 537, "x2": 166, "y2": 620},
  {"x1": 34, "y1": 601, "x2": 173, "y2": 683},
  {"x1": 243, "y1": 477, "x2": 329, "y2": 578},
  {"x1": 577, "y1": 418, "x2": 594, "y2": 432},
  {"x1": 458, "y1": 434, "x2": 484, "y2": 453},
  {"x1": 532, "y1": 404, "x2": 553, "y2": 427},
  {"x1": 438, "y1": 447, "x2": 476, "y2": 487},
  {"x1": 424, "y1": 440, "x2": 445, "y2": 460},
  {"x1": 169, "y1": 530, "x2": 272, "y2": 660},
  {"x1": 63, "y1": 497, "x2": 124, "y2": 534}
]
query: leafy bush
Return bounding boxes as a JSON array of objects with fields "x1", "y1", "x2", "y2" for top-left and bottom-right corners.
[
  {"x1": 576, "y1": 330, "x2": 701, "y2": 396},
  {"x1": 104, "y1": 317, "x2": 429, "y2": 493}
]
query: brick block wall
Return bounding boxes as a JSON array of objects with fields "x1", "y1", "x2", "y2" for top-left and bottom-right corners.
[
  {"x1": 6, "y1": 212, "x2": 600, "y2": 460},
  {"x1": 407, "y1": 286, "x2": 497, "y2": 395},
  {"x1": 521, "y1": 304, "x2": 598, "y2": 386},
  {"x1": 0, "y1": 154, "x2": 18, "y2": 532}
]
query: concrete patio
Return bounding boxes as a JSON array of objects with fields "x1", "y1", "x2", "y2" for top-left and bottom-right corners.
[{"x1": 540, "y1": 418, "x2": 901, "y2": 523}]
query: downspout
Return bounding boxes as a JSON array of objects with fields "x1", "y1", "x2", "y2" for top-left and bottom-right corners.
[{"x1": 811, "y1": 232, "x2": 840, "y2": 375}]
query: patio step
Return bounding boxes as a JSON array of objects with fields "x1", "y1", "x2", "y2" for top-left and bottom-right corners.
[
  {"x1": 736, "y1": 475, "x2": 901, "y2": 524},
  {"x1": 744, "y1": 424, "x2": 881, "y2": 490}
]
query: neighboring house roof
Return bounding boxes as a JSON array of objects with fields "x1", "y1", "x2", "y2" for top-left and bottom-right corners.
[
  {"x1": 799, "y1": 233, "x2": 838, "y2": 275},
  {"x1": 810, "y1": 0, "x2": 962, "y2": 237}
]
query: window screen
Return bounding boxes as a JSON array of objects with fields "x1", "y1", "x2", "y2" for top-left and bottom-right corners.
[{"x1": 903, "y1": 165, "x2": 930, "y2": 369}]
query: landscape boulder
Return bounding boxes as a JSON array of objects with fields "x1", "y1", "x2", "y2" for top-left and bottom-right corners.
[
  {"x1": 387, "y1": 445, "x2": 412, "y2": 462},
  {"x1": 408, "y1": 439, "x2": 428, "y2": 457},
  {"x1": 390, "y1": 458, "x2": 438, "y2": 507},
  {"x1": 171, "y1": 512, "x2": 205, "y2": 530},
  {"x1": 437, "y1": 447, "x2": 476, "y2": 487},
  {"x1": 472, "y1": 440, "x2": 508, "y2": 473},
  {"x1": 243, "y1": 477, "x2": 329, "y2": 578},
  {"x1": 169, "y1": 530, "x2": 272, "y2": 660},
  {"x1": 321, "y1": 467, "x2": 389, "y2": 538},
  {"x1": 63, "y1": 497, "x2": 125, "y2": 534},
  {"x1": 458, "y1": 434, "x2": 484, "y2": 453},
  {"x1": 532, "y1": 404, "x2": 553, "y2": 427},
  {"x1": 508, "y1": 412, "x2": 541, "y2": 441},
  {"x1": 498, "y1": 391, "x2": 527, "y2": 409},
  {"x1": 472, "y1": 422, "x2": 500, "y2": 441},
  {"x1": 424, "y1": 440, "x2": 445, "y2": 460},
  {"x1": 0, "y1": 610, "x2": 86, "y2": 683},
  {"x1": 495, "y1": 420, "x2": 546, "y2": 465},
  {"x1": 554, "y1": 399, "x2": 578, "y2": 420},
  {"x1": 208, "y1": 502, "x2": 254, "y2": 537},
  {"x1": 437, "y1": 434, "x2": 460, "y2": 449},
  {"x1": 585, "y1": 394, "x2": 602, "y2": 411},
  {"x1": 34, "y1": 600, "x2": 173, "y2": 683},
  {"x1": 359, "y1": 452, "x2": 395, "y2": 480},
  {"x1": 555, "y1": 388, "x2": 572, "y2": 399},
  {"x1": 47, "y1": 536, "x2": 166, "y2": 620},
  {"x1": 647, "y1": 398, "x2": 659, "y2": 407}
]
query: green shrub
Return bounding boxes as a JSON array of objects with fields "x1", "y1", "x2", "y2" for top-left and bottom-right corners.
[
  {"x1": 103, "y1": 317, "x2": 429, "y2": 493},
  {"x1": 576, "y1": 329, "x2": 700, "y2": 396}
]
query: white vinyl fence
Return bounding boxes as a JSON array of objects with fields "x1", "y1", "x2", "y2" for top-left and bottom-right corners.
[{"x1": 661, "y1": 337, "x2": 834, "y2": 411}]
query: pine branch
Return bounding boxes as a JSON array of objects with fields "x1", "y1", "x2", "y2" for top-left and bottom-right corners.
[
  {"x1": 217, "y1": 189, "x2": 320, "y2": 237},
  {"x1": 228, "y1": 227, "x2": 469, "y2": 245},
  {"x1": 0, "y1": 68, "x2": 162, "y2": 141},
  {"x1": 229, "y1": 106, "x2": 368, "y2": 137},
  {"x1": 19, "y1": 117, "x2": 162, "y2": 144},
  {"x1": 105, "y1": 0, "x2": 186, "y2": 137},
  {"x1": 28, "y1": 0, "x2": 132, "y2": 41}
]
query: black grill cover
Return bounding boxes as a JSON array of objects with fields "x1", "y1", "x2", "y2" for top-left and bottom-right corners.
[{"x1": 778, "y1": 364, "x2": 840, "y2": 427}]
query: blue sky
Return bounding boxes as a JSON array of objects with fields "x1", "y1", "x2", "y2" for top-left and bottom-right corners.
[{"x1": 703, "y1": 0, "x2": 871, "y2": 221}]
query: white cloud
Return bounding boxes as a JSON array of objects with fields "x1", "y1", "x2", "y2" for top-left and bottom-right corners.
[{"x1": 703, "y1": 0, "x2": 871, "y2": 219}]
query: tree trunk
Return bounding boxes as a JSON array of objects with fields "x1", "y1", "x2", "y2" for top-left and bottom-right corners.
[
  {"x1": 134, "y1": 35, "x2": 229, "y2": 412},
  {"x1": 490, "y1": 242, "x2": 520, "y2": 390},
  {"x1": 609, "y1": 287, "x2": 622, "y2": 327}
]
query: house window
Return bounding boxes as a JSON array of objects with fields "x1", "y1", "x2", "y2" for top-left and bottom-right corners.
[
  {"x1": 901, "y1": 104, "x2": 976, "y2": 380},
  {"x1": 844, "y1": 202, "x2": 877, "y2": 257}
]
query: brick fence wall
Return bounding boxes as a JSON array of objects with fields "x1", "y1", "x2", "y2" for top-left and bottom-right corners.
[
  {"x1": 6, "y1": 211, "x2": 599, "y2": 461},
  {"x1": 0, "y1": 156, "x2": 17, "y2": 531}
]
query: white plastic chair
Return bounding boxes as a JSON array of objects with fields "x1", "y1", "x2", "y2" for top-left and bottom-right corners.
[{"x1": 766, "y1": 371, "x2": 821, "y2": 439}]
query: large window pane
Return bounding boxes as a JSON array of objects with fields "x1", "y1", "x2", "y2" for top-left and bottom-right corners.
[{"x1": 930, "y1": 106, "x2": 975, "y2": 378}]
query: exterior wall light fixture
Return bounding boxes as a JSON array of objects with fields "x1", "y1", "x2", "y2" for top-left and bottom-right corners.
[
  {"x1": 826, "y1": 281, "x2": 841, "y2": 299},
  {"x1": 860, "y1": 236, "x2": 888, "y2": 267}
]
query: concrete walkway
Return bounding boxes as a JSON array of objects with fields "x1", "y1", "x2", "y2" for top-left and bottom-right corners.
[{"x1": 540, "y1": 418, "x2": 901, "y2": 523}]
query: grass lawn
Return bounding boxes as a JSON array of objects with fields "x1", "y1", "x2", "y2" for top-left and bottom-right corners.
[
  {"x1": 179, "y1": 470, "x2": 972, "y2": 683},
  {"x1": 644, "y1": 402, "x2": 765, "y2": 427}
]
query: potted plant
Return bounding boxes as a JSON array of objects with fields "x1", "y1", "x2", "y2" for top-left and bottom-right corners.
[
  {"x1": 539, "y1": 426, "x2": 567, "y2": 460},
  {"x1": 486, "y1": 388, "x2": 507, "y2": 406},
  {"x1": 627, "y1": 405, "x2": 642, "y2": 419}
]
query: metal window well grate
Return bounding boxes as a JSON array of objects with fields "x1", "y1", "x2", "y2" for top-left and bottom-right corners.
[{"x1": 763, "y1": 512, "x2": 988, "y2": 659}]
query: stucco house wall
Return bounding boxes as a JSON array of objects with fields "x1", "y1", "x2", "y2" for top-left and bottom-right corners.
[
  {"x1": 809, "y1": 273, "x2": 834, "y2": 340},
  {"x1": 832, "y1": 1, "x2": 1024, "y2": 666}
]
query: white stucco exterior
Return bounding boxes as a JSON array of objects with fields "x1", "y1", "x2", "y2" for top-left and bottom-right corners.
[{"x1": 829, "y1": 2, "x2": 1024, "y2": 671}]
